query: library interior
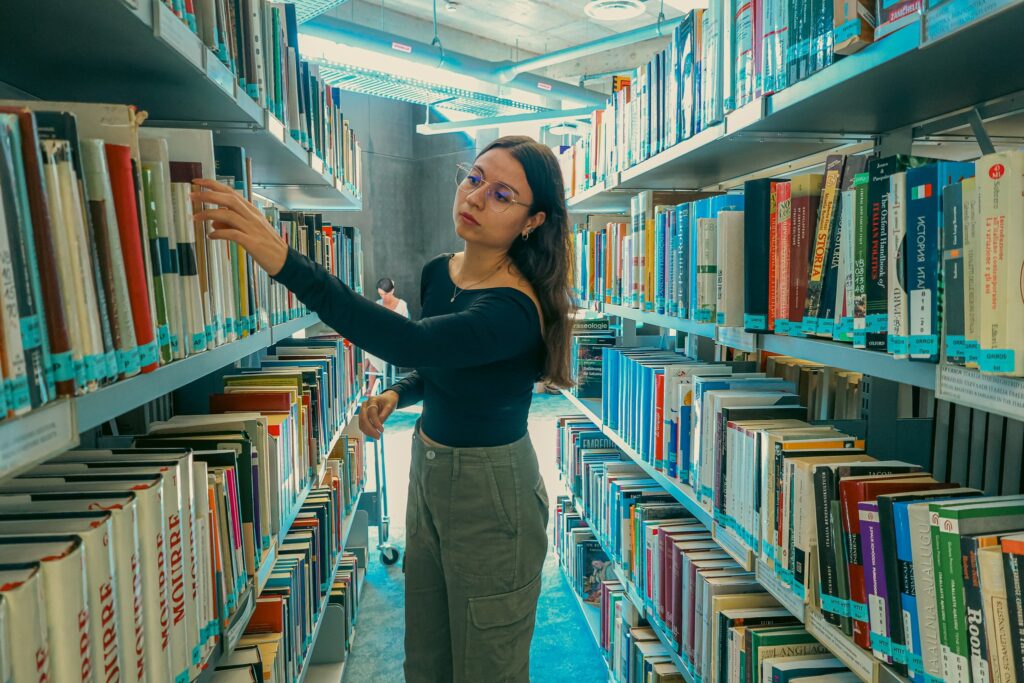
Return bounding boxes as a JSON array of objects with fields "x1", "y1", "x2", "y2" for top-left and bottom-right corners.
[{"x1": 1, "y1": 0, "x2": 1023, "y2": 682}]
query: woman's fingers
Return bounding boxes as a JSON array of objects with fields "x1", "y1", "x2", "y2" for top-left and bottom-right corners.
[
  {"x1": 191, "y1": 189, "x2": 251, "y2": 215},
  {"x1": 192, "y1": 177, "x2": 236, "y2": 194},
  {"x1": 366, "y1": 401, "x2": 385, "y2": 434}
]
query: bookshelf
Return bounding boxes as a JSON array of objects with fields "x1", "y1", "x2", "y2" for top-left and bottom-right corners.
[
  {"x1": 568, "y1": 6, "x2": 1024, "y2": 199},
  {"x1": 558, "y1": 389, "x2": 915, "y2": 683},
  {"x1": 0, "y1": 399, "x2": 79, "y2": 480},
  {"x1": 0, "y1": 0, "x2": 362, "y2": 211}
]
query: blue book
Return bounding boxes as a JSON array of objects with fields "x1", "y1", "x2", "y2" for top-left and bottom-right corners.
[
  {"x1": 905, "y1": 161, "x2": 974, "y2": 362},
  {"x1": 655, "y1": 211, "x2": 666, "y2": 315},
  {"x1": 676, "y1": 202, "x2": 692, "y2": 319}
]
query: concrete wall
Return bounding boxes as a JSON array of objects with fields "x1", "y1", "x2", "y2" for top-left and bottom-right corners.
[{"x1": 322, "y1": 92, "x2": 482, "y2": 318}]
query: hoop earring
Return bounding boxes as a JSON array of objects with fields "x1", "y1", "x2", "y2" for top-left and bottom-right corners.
[{"x1": 521, "y1": 231, "x2": 530, "y2": 241}]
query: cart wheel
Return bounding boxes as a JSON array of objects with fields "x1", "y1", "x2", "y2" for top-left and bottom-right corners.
[{"x1": 381, "y1": 546, "x2": 401, "y2": 565}]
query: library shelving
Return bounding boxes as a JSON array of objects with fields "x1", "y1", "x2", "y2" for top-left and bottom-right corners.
[
  {"x1": 0, "y1": 0, "x2": 362, "y2": 210},
  {"x1": 558, "y1": 389, "x2": 912, "y2": 683}
]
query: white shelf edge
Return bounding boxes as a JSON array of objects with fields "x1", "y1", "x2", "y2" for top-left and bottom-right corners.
[{"x1": 0, "y1": 398, "x2": 79, "y2": 479}]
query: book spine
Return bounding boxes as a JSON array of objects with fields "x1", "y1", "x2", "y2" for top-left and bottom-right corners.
[
  {"x1": 977, "y1": 152, "x2": 1024, "y2": 375},
  {"x1": 775, "y1": 182, "x2": 792, "y2": 332},
  {"x1": 804, "y1": 157, "x2": 843, "y2": 332},
  {"x1": 695, "y1": 217, "x2": 717, "y2": 322},
  {"x1": 907, "y1": 164, "x2": 942, "y2": 362},
  {"x1": 943, "y1": 181, "x2": 967, "y2": 364},
  {"x1": 743, "y1": 180, "x2": 772, "y2": 332},
  {"x1": 860, "y1": 502, "x2": 893, "y2": 663},
  {"x1": 1003, "y1": 548, "x2": 1024, "y2": 682},
  {"x1": 978, "y1": 546, "x2": 1015, "y2": 683},
  {"x1": 814, "y1": 469, "x2": 839, "y2": 623},
  {"x1": 788, "y1": 174, "x2": 822, "y2": 332},
  {"x1": 888, "y1": 171, "x2": 910, "y2": 358},
  {"x1": 866, "y1": 161, "x2": 891, "y2": 350},
  {"x1": 963, "y1": 177, "x2": 981, "y2": 368},
  {"x1": 962, "y1": 536, "x2": 994, "y2": 683},
  {"x1": 767, "y1": 182, "x2": 779, "y2": 331},
  {"x1": 852, "y1": 172, "x2": 870, "y2": 348}
]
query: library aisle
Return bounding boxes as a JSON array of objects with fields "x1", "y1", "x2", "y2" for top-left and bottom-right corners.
[{"x1": 342, "y1": 393, "x2": 608, "y2": 683}]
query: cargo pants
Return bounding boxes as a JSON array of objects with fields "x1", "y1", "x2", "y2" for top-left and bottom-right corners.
[{"x1": 404, "y1": 426, "x2": 550, "y2": 682}]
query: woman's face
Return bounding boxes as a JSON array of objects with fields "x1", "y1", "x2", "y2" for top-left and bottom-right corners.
[{"x1": 452, "y1": 148, "x2": 546, "y2": 250}]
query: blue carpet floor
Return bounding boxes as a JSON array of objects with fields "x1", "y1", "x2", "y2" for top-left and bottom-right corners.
[{"x1": 341, "y1": 393, "x2": 608, "y2": 682}]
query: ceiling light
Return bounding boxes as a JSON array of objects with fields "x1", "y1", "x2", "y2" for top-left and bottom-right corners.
[
  {"x1": 584, "y1": 0, "x2": 646, "y2": 21},
  {"x1": 444, "y1": 1, "x2": 458, "y2": 11}
]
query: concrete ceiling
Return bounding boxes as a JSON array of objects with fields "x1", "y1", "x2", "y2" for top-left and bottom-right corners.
[{"x1": 324, "y1": 0, "x2": 688, "y2": 90}]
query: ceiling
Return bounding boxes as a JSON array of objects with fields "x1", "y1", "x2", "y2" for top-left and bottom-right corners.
[{"x1": 359, "y1": 0, "x2": 687, "y2": 55}]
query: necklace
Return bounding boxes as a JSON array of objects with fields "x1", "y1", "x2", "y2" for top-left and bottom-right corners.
[{"x1": 450, "y1": 258, "x2": 506, "y2": 303}]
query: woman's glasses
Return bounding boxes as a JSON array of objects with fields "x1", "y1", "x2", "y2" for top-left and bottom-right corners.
[{"x1": 455, "y1": 162, "x2": 530, "y2": 214}]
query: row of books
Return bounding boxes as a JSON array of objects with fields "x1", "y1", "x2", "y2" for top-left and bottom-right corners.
[
  {"x1": 0, "y1": 338, "x2": 366, "y2": 683},
  {"x1": 554, "y1": 447, "x2": 862, "y2": 683},
  {"x1": 0, "y1": 100, "x2": 363, "y2": 422},
  {"x1": 570, "y1": 344, "x2": 1024, "y2": 683},
  {"x1": 560, "y1": 0, "x2": 921, "y2": 197},
  {"x1": 160, "y1": 0, "x2": 364, "y2": 191},
  {"x1": 572, "y1": 151, "x2": 1024, "y2": 377}
]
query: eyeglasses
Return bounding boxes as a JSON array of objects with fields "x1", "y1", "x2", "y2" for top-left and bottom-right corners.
[{"x1": 455, "y1": 162, "x2": 531, "y2": 214}]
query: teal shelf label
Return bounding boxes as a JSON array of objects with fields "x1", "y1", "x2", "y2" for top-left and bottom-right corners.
[
  {"x1": 792, "y1": 581, "x2": 806, "y2": 601},
  {"x1": 52, "y1": 352, "x2": 75, "y2": 383},
  {"x1": 870, "y1": 632, "x2": 894, "y2": 657},
  {"x1": 907, "y1": 653, "x2": 924, "y2": 674},
  {"x1": 888, "y1": 335, "x2": 909, "y2": 355},
  {"x1": 801, "y1": 318, "x2": 818, "y2": 336},
  {"x1": 192, "y1": 644, "x2": 202, "y2": 666},
  {"x1": 19, "y1": 314, "x2": 41, "y2": 350},
  {"x1": 836, "y1": 317, "x2": 854, "y2": 337},
  {"x1": 694, "y1": 309, "x2": 714, "y2": 323},
  {"x1": 117, "y1": 348, "x2": 140, "y2": 376},
  {"x1": 849, "y1": 601, "x2": 869, "y2": 623},
  {"x1": 138, "y1": 341, "x2": 159, "y2": 367},
  {"x1": 775, "y1": 319, "x2": 789, "y2": 335},
  {"x1": 175, "y1": 671, "x2": 189, "y2": 683},
  {"x1": 817, "y1": 319, "x2": 835, "y2": 336},
  {"x1": 853, "y1": 329, "x2": 867, "y2": 346},
  {"x1": 191, "y1": 332, "x2": 206, "y2": 352},
  {"x1": 892, "y1": 642, "x2": 908, "y2": 664},
  {"x1": 866, "y1": 314, "x2": 888, "y2": 333},
  {"x1": 819, "y1": 593, "x2": 850, "y2": 617},
  {"x1": 105, "y1": 351, "x2": 119, "y2": 379},
  {"x1": 980, "y1": 349, "x2": 1016, "y2": 373},
  {"x1": 744, "y1": 313, "x2": 767, "y2": 329},
  {"x1": 249, "y1": 315, "x2": 258, "y2": 332},
  {"x1": 84, "y1": 354, "x2": 105, "y2": 382},
  {"x1": 946, "y1": 335, "x2": 966, "y2": 358},
  {"x1": 157, "y1": 325, "x2": 171, "y2": 347},
  {"x1": 778, "y1": 568, "x2": 794, "y2": 587},
  {"x1": 170, "y1": 334, "x2": 180, "y2": 355},
  {"x1": 835, "y1": 17, "x2": 864, "y2": 44},
  {"x1": 8, "y1": 376, "x2": 30, "y2": 410},
  {"x1": 716, "y1": 312, "x2": 725, "y2": 325},
  {"x1": 789, "y1": 322, "x2": 807, "y2": 338},
  {"x1": 965, "y1": 339, "x2": 981, "y2": 363},
  {"x1": 909, "y1": 334, "x2": 938, "y2": 356}
]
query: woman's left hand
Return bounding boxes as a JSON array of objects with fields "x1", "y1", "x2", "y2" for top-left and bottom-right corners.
[{"x1": 191, "y1": 178, "x2": 289, "y2": 276}]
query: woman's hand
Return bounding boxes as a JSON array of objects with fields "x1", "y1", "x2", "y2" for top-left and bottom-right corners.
[
  {"x1": 358, "y1": 390, "x2": 400, "y2": 440},
  {"x1": 191, "y1": 178, "x2": 289, "y2": 276}
]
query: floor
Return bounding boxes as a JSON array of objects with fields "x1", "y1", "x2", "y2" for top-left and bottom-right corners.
[{"x1": 341, "y1": 392, "x2": 608, "y2": 682}]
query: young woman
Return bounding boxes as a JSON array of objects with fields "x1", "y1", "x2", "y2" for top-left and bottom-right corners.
[
  {"x1": 375, "y1": 276, "x2": 410, "y2": 317},
  {"x1": 193, "y1": 135, "x2": 574, "y2": 682}
]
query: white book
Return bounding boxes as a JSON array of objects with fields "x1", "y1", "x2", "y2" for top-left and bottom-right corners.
[
  {"x1": 715, "y1": 211, "x2": 745, "y2": 327},
  {"x1": 0, "y1": 493, "x2": 143, "y2": 683},
  {"x1": 695, "y1": 217, "x2": 718, "y2": 323},
  {"x1": 978, "y1": 545, "x2": 1016, "y2": 683},
  {"x1": 47, "y1": 453, "x2": 203, "y2": 683},
  {"x1": 0, "y1": 514, "x2": 120, "y2": 683},
  {"x1": 169, "y1": 181, "x2": 207, "y2": 356},
  {"x1": 0, "y1": 476, "x2": 169, "y2": 681},
  {"x1": 909, "y1": 501, "x2": 948, "y2": 683},
  {"x1": 41, "y1": 139, "x2": 105, "y2": 392},
  {"x1": 963, "y1": 177, "x2": 980, "y2": 368},
  {"x1": 976, "y1": 152, "x2": 1024, "y2": 375},
  {"x1": 190, "y1": 459, "x2": 216, "y2": 668},
  {"x1": 0, "y1": 538, "x2": 90, "y2": 683},
  {"x1": 887, "y1": 171, "x2": 909, "y2": 358},
  {"x1": 0, "y1": 566, "x2": 49, "y2": 682}
]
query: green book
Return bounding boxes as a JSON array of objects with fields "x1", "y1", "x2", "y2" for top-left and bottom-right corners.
[
  {"x1": 929, "y1": 496, "x2": 1024, "y2": 682},
  {"x1": 749, "y1": 626, "x2": 829, "y2": 683},
  {"x1": 852, "y1": 171, "x2": 870, "y2": 349}
]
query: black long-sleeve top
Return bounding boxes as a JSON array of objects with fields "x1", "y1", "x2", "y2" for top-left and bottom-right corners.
[{"x1": 272, "y1": 250, "x2": 544, "y2": 447}]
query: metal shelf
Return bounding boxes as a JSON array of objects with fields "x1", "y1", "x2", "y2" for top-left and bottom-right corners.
[
  {"x1": 560, "y1": 390, "x2": 712, "y2": 528},
  {"x1": 0, "y1": 399, "x2": 79, "y2": 480},
  {"x1": 567, "y1": 179, "x2": 631, "y2": 214},
  {"x1": 272, "y1": 313, "x2": 322, "y2": 343},
  {"x1": 603, "y1": 304, "x2": 717, "y2": 338},
  {"x1": 0, "y1": 0, "x2": 361, "y2": 212},
  {"x1": 194, "y1": 580, "x2": 257, "y2": 683},
  {"x1": 568, "y1": 5, "x2": 1024, "y2": 196},
  {"x1": 760, "y1": 334, "x2": 937, "y2": 390}
]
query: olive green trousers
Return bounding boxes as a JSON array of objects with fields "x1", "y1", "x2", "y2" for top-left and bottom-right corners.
[{"x1": 404, "y1": 427, "x2": 550, "y2": 682}]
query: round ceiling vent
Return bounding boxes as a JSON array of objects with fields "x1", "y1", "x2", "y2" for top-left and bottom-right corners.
[{"x1": 584, "y1": 0, "x2": 646, "y2": 21}]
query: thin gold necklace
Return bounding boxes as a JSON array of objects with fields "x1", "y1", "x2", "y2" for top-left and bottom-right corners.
[{"x1": 451, "y1": 258, "x2": 507, "y2": 302}]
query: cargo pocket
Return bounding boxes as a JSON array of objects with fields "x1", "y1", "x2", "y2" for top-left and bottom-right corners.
[{"x1": 464, "y1": 573, "x2": 542, "y2": 682}]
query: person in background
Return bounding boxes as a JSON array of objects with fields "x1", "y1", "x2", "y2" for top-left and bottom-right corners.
[
  {"x1": 192, "y1": 134, "x2": 574, "y2": 683},
  {"x1": 366, "y1": 277, "x2": 410, "y2": 376}
]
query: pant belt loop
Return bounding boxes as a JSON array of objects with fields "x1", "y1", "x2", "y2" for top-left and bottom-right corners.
[{"x1": 452, "y1": 448, "x2": 461, "y2": 480}]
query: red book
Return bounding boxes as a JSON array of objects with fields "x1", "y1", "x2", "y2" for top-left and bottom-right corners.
[
  {"x1": 839, "y1": 474, "x2": 941, "y2": 648},
  {"x1": 0, "y1": 107, "x2": 75, "y2": 396},
  {"x1": 105, "y1": 144, "x2": 159, "y2": 372},
  {"x1": 210, "y1": 392, "x2": 293, "y2": 414},
  {"x1": 788, "y1": 174, "x2": 824, "y2": 326},
  {"x1": 764, "y1": 181, "x2": 778, "y2": 332},
  {"x1": 246, "y1": 595, "x2": 284, "y2": 634},
  {"x1": 654, "y1": 372, "x2": 665, "y2": 470},
  {"x1": 774, "y1": 181, "x2": 793, "y2": 326}
]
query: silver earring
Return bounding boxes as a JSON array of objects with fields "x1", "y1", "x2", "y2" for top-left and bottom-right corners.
[{"x1": 522, "y1": 231, "x2": 530, "y2": 241}]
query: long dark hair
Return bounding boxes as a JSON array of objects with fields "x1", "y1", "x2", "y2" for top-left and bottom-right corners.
[{"x1": 478, "y1": 135, "x2": 575, "y2": 388}]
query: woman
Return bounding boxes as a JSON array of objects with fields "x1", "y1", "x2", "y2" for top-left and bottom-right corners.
[
  {"x1": 193, "y1": 135, "x2": 574, "y2": 682},
  {"x1": 365, "y1": 276, "x2": 410, "y2": 377}
]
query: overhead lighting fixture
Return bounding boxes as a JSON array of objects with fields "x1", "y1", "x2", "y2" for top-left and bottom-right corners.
[
  {"x1": 444, "y1": 1, "x2": 458, "y2": 11},
  {"x1": 661, "y1": 0, "x2": 710, "y2": 10},
  {"x1": 584, "y1": 0, "x2": 646, "y2": 21}
]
